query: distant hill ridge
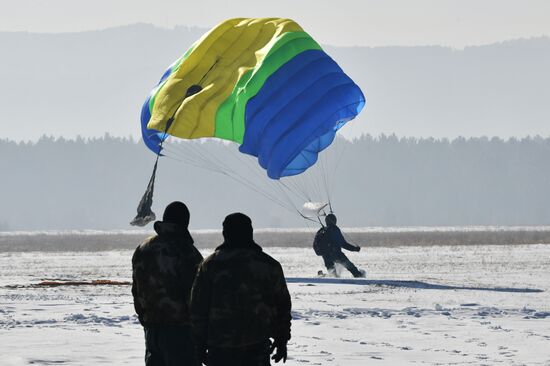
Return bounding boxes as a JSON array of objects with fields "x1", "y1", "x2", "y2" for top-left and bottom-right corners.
[{"x1": 1, "y1": 24, "x2": 549, "y2": 140}]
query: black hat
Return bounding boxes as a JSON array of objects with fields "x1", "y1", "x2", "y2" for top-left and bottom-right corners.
[
  {"x1": 223, "y1": 212, "x2": 253, "y2": 243},
  {"x1": 162, "y1": 201, "x2": 190, "y2": 228}
]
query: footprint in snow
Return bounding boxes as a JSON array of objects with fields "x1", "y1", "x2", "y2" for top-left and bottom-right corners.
[{"x1": 341, "y1": 338, "x2": 358, "y2": 343}]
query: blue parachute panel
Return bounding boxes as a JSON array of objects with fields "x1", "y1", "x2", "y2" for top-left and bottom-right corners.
[
  {"x1": 240, "y1": 50, "x2": 365, "y2": 179},
  {"x1": 140, "y1": 63, "x2": 176, "y2": 155},
  {"x1": 140, "y1": 96, "x2": 163, "y2": 155}
]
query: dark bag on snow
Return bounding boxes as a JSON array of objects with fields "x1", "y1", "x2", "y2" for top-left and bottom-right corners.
[{"x1": 313, "y1": 227, "x2": 330, "y2": 256}]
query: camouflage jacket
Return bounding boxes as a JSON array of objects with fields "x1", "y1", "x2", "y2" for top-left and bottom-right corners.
[
  {"x1": 190, "y1": 241, "x2": 291, "y2": 349},
  {"x1": 132, "y1": 222, "x2": 203, "y2": 327}
]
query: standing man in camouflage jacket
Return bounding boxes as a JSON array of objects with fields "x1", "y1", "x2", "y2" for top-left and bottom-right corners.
[
  {"x1": 190, "y1": 213, "x2": 292, "y2": 366},
  {"x1": 132, "y1": 201, "x2": 203, "y2": 366}
]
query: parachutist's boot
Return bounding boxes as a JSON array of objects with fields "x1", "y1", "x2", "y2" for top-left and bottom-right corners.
[{"x1": 354, "y1": 269, "x2": 366, "y2": 278}]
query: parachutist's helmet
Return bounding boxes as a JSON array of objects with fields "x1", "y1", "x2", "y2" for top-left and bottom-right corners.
[{"x1": 325, "y1": 214, "x2": 337, "y2": 226}]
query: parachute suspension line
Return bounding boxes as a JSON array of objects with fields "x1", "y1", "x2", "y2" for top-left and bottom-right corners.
[
  {"x1": 165, "y1": 141, "x2": 228, "y2": 175},
  {"x1": 278, "y1": 180, "x2": 310, "y2": 203},
  {"x1": 321, "y1": 148, "x2": 331, "y2": 200},
  {"x1": 229, "y1": 148, "x2": 298, "y2": 208},
  {"x1": 226, "y1": 150, "x2": 325, "y2": 227},
  {"x1": 317, "y1": 146, "x2": 333, "y2": 213},
  {"x1": 211, "y1": 143, "x2": 312, "y2": 216},
  {"x1": 158, "y1": 126, "x2": 354, "y2": 227},
  {"x1": 163, "y1": 139, "x2": 327, "y2": 225},
  {"x1": 299, "y1": 211, "x2": 322, "y2": 224},
  {"x1": 329, "y1": 137, "x2": 347, "y2": 203},
  {"x1": 326, "y1": 123, "x2": 360, "y2": 212},
  {"x1": 273, "y1": 181, "x2": 317, "y2": 224},
  {"x1": 164, "y1": 140, "x2": 302, "y2": 215},
  {"x1": 197, "y1": 58, "x2": 220, "y2": 86},
  {"x1": 220, "y1": 147, "x2": 312, "y2": 216},
  {"x1": 317, "y1": 215, "x2": 325, "y2": 227}
]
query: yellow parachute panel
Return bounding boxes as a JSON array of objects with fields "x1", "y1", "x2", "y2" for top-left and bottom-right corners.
[{"x1": 147, "y1": 18, "x2": 302, "y2": 139}]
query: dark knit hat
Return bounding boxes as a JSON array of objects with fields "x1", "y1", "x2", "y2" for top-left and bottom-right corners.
[
  {"x1": 162, "y1": 201, "x2": 190, "y2": 228},
  {"x1": 222, "y1": 212, "x2": 253, "y2": 243}
]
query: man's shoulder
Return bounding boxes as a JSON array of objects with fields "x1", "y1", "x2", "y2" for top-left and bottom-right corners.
[
  {"x1": 245, "y1": 248, "x2": 284, "y2": 275},
  {"x1": 257, "y1": 250, "x2": 282, "y2": 268},
  {"x1": 133, "y1": 235, "x2": 156, "y2": 254},
  {"x1": 134, "y1": 235, "x2": 196, "y2": 259},
  {"x1": 202, "y1": 245, "x2": 281, "y2": 268},
  {"x1": 135, "y1": 235, "x2": 160, "y2": 252},
  {"x1": 327, "y1": 225, "x2": 343, "y2": 236}
]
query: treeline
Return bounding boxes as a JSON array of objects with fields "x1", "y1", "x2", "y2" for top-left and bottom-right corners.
[{"x1": 0, "y1": 134, "x2": 549, "y2": 230}]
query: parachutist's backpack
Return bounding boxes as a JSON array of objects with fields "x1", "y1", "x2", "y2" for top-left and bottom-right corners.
[{"x1": 313, "y1": 227, "x2": 330, "y2": 256}]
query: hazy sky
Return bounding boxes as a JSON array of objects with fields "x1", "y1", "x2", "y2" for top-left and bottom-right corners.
[{"x1": 2, "y1": 0, "x2": 550, "y2": 47}]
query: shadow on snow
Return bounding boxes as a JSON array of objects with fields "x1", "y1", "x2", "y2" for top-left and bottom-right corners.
[{"x1": 285, "y1": 277, "x2": 543, "y2": 293}]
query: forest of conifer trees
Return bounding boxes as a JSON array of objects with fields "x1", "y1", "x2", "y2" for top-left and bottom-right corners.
[{"x1": 1, "y1": 134, "x2": 549, "y2": 230}]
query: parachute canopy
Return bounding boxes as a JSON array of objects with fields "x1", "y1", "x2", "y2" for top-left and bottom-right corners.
[{"x1": 141, "y1": 18, "x2": 365, "y2": 179}]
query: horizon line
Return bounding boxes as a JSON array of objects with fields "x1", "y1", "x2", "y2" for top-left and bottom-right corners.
[{"x1": 2, "y1": 23, "x2": 549, "y2": 50}]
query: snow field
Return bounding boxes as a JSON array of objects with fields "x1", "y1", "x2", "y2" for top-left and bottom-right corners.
[{"x1": 1, "y1": 244, "x2": 549, "y2": 365}]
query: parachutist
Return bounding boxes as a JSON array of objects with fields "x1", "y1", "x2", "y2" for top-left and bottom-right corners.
[{"x1": 313, "y1": 213, "x2": 365, "y2": 278}]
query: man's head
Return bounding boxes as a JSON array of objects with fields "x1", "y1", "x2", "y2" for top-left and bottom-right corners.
[
  {"x1": 325, "y1": 213, "x2": 337, "y2": 226},
  {"x1": 162, "y1": 201, "x2": 190, "y2": 228},
  {"x1": 222, "y1": 212, "x2": 253, "y2": 244}
]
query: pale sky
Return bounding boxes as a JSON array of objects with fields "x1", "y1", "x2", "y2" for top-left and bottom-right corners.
[{"x1": 1, "y1": 0, "x2": 550, "y2": 47}]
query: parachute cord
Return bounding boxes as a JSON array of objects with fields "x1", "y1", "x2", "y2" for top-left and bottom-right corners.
[
  {"x1": 299, "y1": 211, "x2": 321, "y2": 225},
  {"x1": 317, "y1": 215, "x2": 325, "y2": 228},
  {"x1": 197, "y1": 58, "x2": 220, "y2": 85},
  {"x1": 170, "y1": 141, "x2": 299, "y2": 213}
]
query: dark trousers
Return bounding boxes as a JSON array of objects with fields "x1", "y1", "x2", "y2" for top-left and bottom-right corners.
[
  {"x1": 323, "y1": 252, "x2": 362, "y2": 277},
  {"x1": 144, "y1": 324, "x2": 198, "y2": 366},
  {"x1": 207, "y1": 341, "x2": 271, "y2": 366}
]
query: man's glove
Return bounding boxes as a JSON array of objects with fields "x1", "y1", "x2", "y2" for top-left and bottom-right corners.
[
  {"x1": 353, "y1": 245, "x2": 361, "y2": 252},
  {"x1": 270, "y1": 339, "x2": 288, "y2": 363}
]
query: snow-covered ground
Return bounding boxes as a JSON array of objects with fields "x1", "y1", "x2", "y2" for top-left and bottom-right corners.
[{"x1": 1, "y1": 244, "x2": 549, "y2": 365}]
